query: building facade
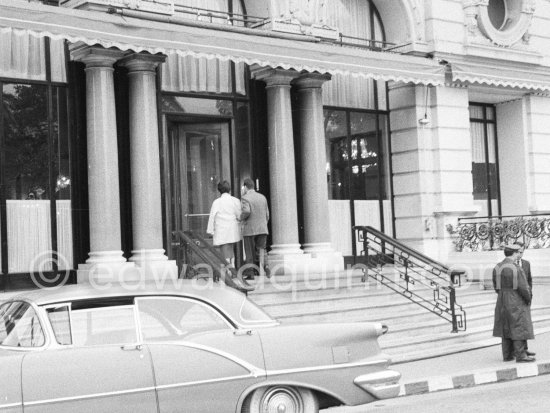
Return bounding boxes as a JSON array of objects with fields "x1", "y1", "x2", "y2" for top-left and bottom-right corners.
[{"x1": 0, "y1": 0, "x2": 549, "y2": 288}]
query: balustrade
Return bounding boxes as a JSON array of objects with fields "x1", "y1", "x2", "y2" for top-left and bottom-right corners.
[{"x1": 446, "y1": 214, "x2": 550, "y2": 252}]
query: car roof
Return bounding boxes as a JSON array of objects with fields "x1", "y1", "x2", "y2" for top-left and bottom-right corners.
[
  {"x1": 8, "y1": 280, "x2": 242, "y2": 307},
  {"x1": 5, "y1": 280, "x2": 275, "y2": 327}
]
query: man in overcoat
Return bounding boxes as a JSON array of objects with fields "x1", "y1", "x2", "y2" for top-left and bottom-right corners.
[
  {"x1": 240, "y1": 178, "x2": 270, "y2": 278},
  {"x1": 492, "y1": 244, "x2": 535, "y2": 362},
  {"x1": 515, "y1": 242, "x2": 536, "y2": 357}
]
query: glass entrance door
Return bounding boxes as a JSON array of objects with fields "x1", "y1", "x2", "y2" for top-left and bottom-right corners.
[{"x1": 168, "y1": 120, "x2": 231, "y2": 241}]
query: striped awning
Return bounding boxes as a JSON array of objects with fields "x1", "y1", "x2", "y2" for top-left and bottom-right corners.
[
  {"x1": 451, "y1": 60, "x2": 550, "y2": 92},
  {"x1": 0, "y1": 0, "x2": 445, "y2": 86}
]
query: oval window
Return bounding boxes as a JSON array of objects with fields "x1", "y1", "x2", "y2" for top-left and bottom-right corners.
[{"x1": 488, "y1": 0, "x2": 506, "y2": 30}]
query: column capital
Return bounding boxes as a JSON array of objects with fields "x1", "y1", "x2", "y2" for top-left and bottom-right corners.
[
  {"x1": 293, "y1": 72, "x2": 332, "y2": 89},
  {"x1": 119, "y1": 53, "x2": 167, "y2": 73},
  {"x1": 70, "y1": 45, "x2": 125, "y2": 68},
  {"x1": 250, "y1": 65, "x2": 300, "y2": 87}
]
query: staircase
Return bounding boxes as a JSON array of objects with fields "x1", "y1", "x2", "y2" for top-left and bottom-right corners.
[
  {"x1": 247, "y1": 225, "x2": 550, "y2": 364},
  {"x1": 247, "y1": 269, "x2": 550, "y2": 363}
]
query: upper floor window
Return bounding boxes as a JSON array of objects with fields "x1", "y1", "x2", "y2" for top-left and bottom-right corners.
[
  {"x1": 470, "y1": 103, "x2": 501, "y2": 217},
  {"x1": 488, "y1": 0, "x2": 507, "y2": 30},
  {"x1": 322, "y1": 0, "x2": 387, "y2": 110}
]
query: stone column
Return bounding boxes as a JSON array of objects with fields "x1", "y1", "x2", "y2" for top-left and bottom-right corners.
[
  {"x1": 119, "y1": 53, "x2": 177, "y2": 280},
  {"x1": 294, "y1": 73, "x2": 335, "y2": 255},
  {"x1": 71, "y1": 46, "x2": 135, "y2": 281},
  {"x1": 252, "y1": 67, "x2": 303, "y2": 259}
]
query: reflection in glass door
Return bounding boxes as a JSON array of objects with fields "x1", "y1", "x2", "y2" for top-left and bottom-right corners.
[{"x1": 168, "y1": 120, "x2": 231, "y2": 241}]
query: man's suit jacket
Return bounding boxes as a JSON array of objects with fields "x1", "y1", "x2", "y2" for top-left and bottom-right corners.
[
  {"x1": 520, "y1": 259, "x2": 533, "y2": 289},
  {"x1": 241, "y1": 190, "x2": 269, "y2": 236}
]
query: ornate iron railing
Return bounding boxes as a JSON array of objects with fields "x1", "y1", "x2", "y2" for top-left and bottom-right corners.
[
  {"x1": 105, "y1": 3, "x2": 395, "y2": 52},
  {"x1": 446, "y1": 214, "x2": 550, "y2": 252},
  {"x1": 354, "y1": 226, "x2": 466, "y2": 333}
]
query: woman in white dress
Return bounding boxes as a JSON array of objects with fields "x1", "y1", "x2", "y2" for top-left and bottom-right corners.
[{"x1": 206, "y1": 180, "x2": 242, "y2": 267}]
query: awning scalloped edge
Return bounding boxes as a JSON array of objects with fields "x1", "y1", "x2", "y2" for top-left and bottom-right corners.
[
  {"x1": 1, "y1": 26, "x2": 443, "y2": 86},
  {"x1": 453, "y1": 74, "x2": 550, "y2": 91}
]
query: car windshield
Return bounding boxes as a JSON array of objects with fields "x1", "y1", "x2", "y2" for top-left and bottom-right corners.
[{"x1": 0, "y1": 301, "x2": 45, "y2": 347}]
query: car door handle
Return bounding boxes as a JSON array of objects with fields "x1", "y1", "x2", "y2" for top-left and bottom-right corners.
[
  {"x1": 233, "y1": 330, "x2": 253, "y2": 336},
  {"x1": 121, "y1": 344, "x2": 143, "y2": 351}
]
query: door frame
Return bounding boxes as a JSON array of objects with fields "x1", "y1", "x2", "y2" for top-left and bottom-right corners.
[{"x1": 160, "y1": 114, "x2": 235, "y2": 265}]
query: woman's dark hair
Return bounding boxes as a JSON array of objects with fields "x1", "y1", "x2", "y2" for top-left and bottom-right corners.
[{"x1": 217, "y1": 180, "x2": 231, "y2": 194}]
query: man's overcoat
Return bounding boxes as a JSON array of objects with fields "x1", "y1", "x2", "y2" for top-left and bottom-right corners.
[{"x1": 492, "y1": 257, "x2": 534, "y2": 340}]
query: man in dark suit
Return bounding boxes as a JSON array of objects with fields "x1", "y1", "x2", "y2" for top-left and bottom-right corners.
[
  {"x1": 240, "y1": 178, "x2": 270, "y2": 278},
  {"x1": 515, "y1": 242, "x2": 533, "y2": 288},
  {"x1": 515, "y1": 242, "x2": 536, "y2": 357},
  {"x1": 492, "y1": 244, "x2": 535, "y2": 362}
]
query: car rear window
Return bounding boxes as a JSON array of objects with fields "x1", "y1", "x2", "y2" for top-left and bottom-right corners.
[
  {"x1": 0, "y1": 301, "x2": 45, "y2": 348},
  {"x1": 136, "y1": 297, "x2": 230, "y2": 342}
]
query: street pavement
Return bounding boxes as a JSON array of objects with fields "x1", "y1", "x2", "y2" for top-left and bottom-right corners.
[{"x1": 325, "y1": 374, "x2": 550, "y2": 413}]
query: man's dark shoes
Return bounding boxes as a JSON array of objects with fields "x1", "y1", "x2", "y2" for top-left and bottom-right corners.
[
  {"x1": 503, "y1": 357, "x2": 514, "y2": 362},
  {"x1": 516, "y1": 356, "x2": 536, "y2": 363},
  {"x1": 526, "y1": 350, "x2": 536, "y2": 357}
]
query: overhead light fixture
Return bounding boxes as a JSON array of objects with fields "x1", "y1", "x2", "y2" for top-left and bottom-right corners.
[{"x1": 418, "y1": 85, "x2": 431, "y2": 126}]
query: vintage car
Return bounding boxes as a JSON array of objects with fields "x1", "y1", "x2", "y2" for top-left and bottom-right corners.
[{"x1": 0, "y1": 281, "x2": 400, "y2": 413}]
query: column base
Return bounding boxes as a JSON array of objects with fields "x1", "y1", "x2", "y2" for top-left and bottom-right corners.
[
  {"x1": 129, "y1": 249, "x2": 169, "y2": 263},
  {"x1": 85, "y1": 250, "x2": 127, "y2": 265},
  {"x1": 269, "y1": 243, "x2": 303, "y2": 256},
  {"x1": 129, "y1": 249, "x2": 178, "y2": 282},
  {"x1": 267, "y1": 250, "x2": 344, "y2": 277},
  {"x1": 302, "y1": 242, "x2": 335, "y2": 257},
  {"x1": 77, "y1": 261, "x2": 140, "y2": 284},
  {"x1": 78, "y1": 249, "x2": 178, "y2": 284}
]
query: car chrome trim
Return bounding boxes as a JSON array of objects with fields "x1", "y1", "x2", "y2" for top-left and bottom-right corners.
[
  {"x1": 156, "y1": 374, "x2": 255, "y2": 391},
  {"x1": 354, "y1": 369, "x2": 401, "y2": 399},
  {"x1": 43, "y1": 302, "x2": 73, "y2": 347},
  {"x1": 238, "y1": 298, "x2": 278, "y2": 326},
  {"x1": 266, "y1": 359, "x2": 391, "y2": 377},
  {"x1": 151, "y1": 341, "x2": 265, "y2": 377},
  {"x1": 0, "y1": 401, "x2": 23, "y2": 409},
  {"x1": 23, "y1": 386, "x2": 157, "y2": 407},
  {"x1": 134, "y1": 296, "x2": 234, "y2": 330}
]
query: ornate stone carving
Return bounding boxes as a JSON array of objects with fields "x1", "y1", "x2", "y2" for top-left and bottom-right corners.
[
  {"x1": 273, "y1": 0, "x2": 325, "y2": 26},
  {"x1": 462, "y1": 0, "x2": 536, "y2": 47},
  {"x1": 410, "y1": 0, "x2": 425, "y2": 41},
  {"x1": 268, "y1": 0, "x2": 338, "y2": 39}
]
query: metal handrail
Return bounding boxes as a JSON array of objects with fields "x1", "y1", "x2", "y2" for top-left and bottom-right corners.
[
  {"x1": 354, "y1": 226, "x2": 466, "y2": 333},
  {"x1": 172, "y1": 230, "x2": 254, "y2": 294},
  {"x1": 356, "y1": 226, "x2": 453, "y2": 274},
  {"x1": 174, "y1": 4, "x2": 266, "y2": 27},
  {"x1": 111, "y1": 3, "x2": 396, "y2": 53},
  {"x1": 336, "y1": 34, "x2": 395, "y2": 51},
  {"x1": 458, "y1": 213, "x2": 550, "y2": 223}
]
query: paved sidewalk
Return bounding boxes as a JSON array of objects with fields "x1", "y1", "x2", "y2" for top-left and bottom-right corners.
[
  {"x1": 396, "y1": 329, "x2": 550, "y2": 396},
  {"x1": 394, "y1": 282, "x2": 550, "y2": 396}
]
